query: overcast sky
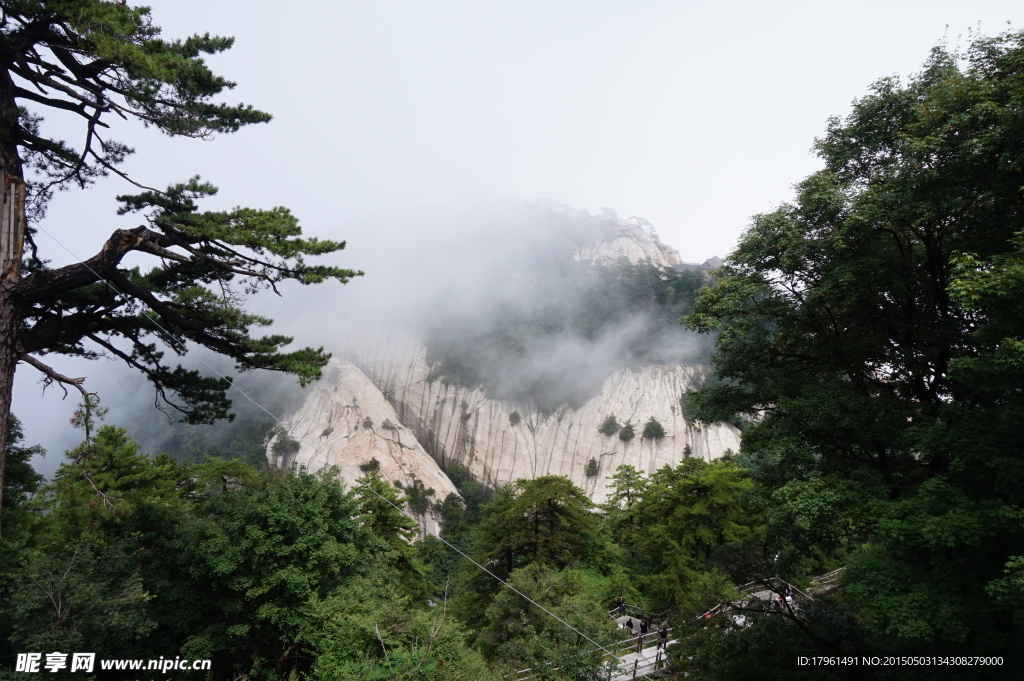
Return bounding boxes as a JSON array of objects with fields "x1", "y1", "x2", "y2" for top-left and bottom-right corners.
[{"x1": 15, "y1": 0, "x2": 1021, "y2": 470}]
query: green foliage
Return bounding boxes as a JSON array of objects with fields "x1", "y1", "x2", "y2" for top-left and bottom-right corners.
[
  {"x1": 353, "y1": 472, "x2": 428, "y2": 598},
  {"x1": 381, "y1": 419, "x2": 398, "y2": 431},
  {"x1": 175, "y1": 467, "x2": 385, "y2": 678},
  {"x1": 598, "y1": 414, "x2": 620, "y2": 436},
  {"x1": 628, "y1": 459, "x2": 753, "y2": 614},
  {"x1": 308, "y1": 572, "x2": 500, "y2": 681},
  {"x1": 443, "y1": 463, "x2": 492, "y2": 527},
  {"x1": 2, "y1": 0, "x2": 362, "y2": 431},
  {"x1": 271, "y1": 429, "x2": 301, "y2": 458},
  {"x1": 618, "y1": 421, "x2": 635, "y2": 441},
  {"x1": 2, "y1": 424, "x2": 532, "y2": 680},
  {"x1": 585, "y1": 457, "x2": 599, "y2": 477},
  {"x1": 508, "y1": 410, "x2": 521, "y2": 426},
  {"x1": 641, "y1": 416, "x2": 665, "y2": 439},
  {"x1": 359, "y1": 457, "x2": 381, "y2": 473},
  {"x1": 404, "y1": 477, "x2": 436, "y2": 518},
  {"x1": 362, "y1": 417, "x2": 374, "y2": 429},
  {"x1": 321, "y1": 427, "x2": 334, "y2": 438},
  {"x1": 457, "y1": 477, "x2": 600, "y2": 633},
  {"x1": 4, "y1": 541, "x2": 157, "y2": 660},
  {"x1": 682, "y1": 30, "x2": 1024, "y2": 662},
  {"x1": 0, "y1": 416, "x2": 44, "y2": 552},
  {"x1": 477, "y1": 566, "x2": 621, "y2": 676},
  {"x1": 602, "y1": 465, "x2": 648, "y2": 514}
]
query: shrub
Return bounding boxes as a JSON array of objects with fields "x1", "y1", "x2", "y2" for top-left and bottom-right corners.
[
  {"x1": 359, "y1": 457, "x2": 380, "y2": 473},
  {"x1": 509, "y1": 411, "x2": 521, "y2": 426},
  {"x1": 381, "y1": 419, "x2": 398, "y2": 431},
  {"x1": 321, "y1": 427, "x2": 334, "y2": 438},
  {"x1": 642, "y1": 417, "x2": 665, "y2": 440},
  {"x1": 362, "y1": 417, "x2": 373, "y2": 429},
  {"x1": 405, "y1": 477, "x2": 436, "y2": 516},
  {"x1": 271, "y1": 430, "x2": 300, "y2": 457},
  {"x1": 585, "y1": 458, "x2": 599, "y2": 477},
  {"x1": 619, "y1": 422, "x2": 635, "y2": 441},
  {"x1": 598, "y1": 414, "x2": 620, "y2": 436}
]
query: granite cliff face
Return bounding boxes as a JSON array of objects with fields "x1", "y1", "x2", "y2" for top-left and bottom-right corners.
[
  {"x1": 270, "y1": 216, "x2": 740, "y2": 507},
  {"x1": 343, "y1": 334, "x2": 740, "y2": 505},
  {"x1": 269, "y1": 361, "x2": 459, "y2": 536},
  {"x1": 573, "y1": 219, "x2": 682, "y2": 269}
]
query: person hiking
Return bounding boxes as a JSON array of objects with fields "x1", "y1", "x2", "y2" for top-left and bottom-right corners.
[
  {"x1": 658, "y1": 626, "x2": 668, "y2": 649},
  {"x1": 617, "y1": 595, "x2": 626, "y2": 615},
  {"x1": 625, "y1": 618, "x2": 634, "y2": 633}
]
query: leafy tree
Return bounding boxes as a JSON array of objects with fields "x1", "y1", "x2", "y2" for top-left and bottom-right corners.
[
  {"x1": 359, "y1": 457, "x2": 381, "y2": 473},
  {"x1": 641, "y1": 416, "x2": 665, "y2": 440},
  {"x1": 307, "y1": 571, "x2": 500, "y2": 681},
  {"x1": 3, "y1": 541, "x2": 157, "y2": 666},
  {"x1": 598, "y1": 414, "x2": 619, "y2": 436},
  {"x1": 684, "y1": 31, "x2": 1024, "y2": 661},
  {"x1": 354, "y1": 471, "x2": 429, "y2": 598},
  {"x1": 509, "y1": 410, "x2": 522, "y2": 426},
  {"x1": 477, "y1": 566, "x2": 621, "y2": 678},
  {"x1": 0, "y1": 0, "x2": 361, "y2": 534},
  {"x1": 585, "y1": 457, "x2": 599, "y2": 477},
  {"x1": 404, "y1": 476, "x2": 436, "y2": 529},
  {"x1": 457, "y1": 477, "x2": 600, "y2": 635},
  {"x1": 618, "y1": 421, "x2": 635, "y2": 441},
  {"x1": 631, "y1": 459, "x2": 753, "y2": 613},
  {"x1": 0, "y1": 415, "x2": 43, "y2": 551},
  {"x1": 177, "y1": 467, "x2": 385, "y2": 679},
  {"x1": 45, "y1": 425, "x2": 182, "y2": 540}
]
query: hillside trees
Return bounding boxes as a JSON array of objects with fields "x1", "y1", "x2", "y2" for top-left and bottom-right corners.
[
  {"x1": 0, "y1": 0, "x2": 360, "y2": 534},
  {"x1": 1, "y1": 424, "x2": 448, "y2": 680},
  {"x1": 684, "y1": 30, "x2": 1024, "y2": 659}
]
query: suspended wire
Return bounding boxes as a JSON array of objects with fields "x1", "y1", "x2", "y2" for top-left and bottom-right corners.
[{"x1": 33, "y1": 225, "x2": 617, "y2": 657}]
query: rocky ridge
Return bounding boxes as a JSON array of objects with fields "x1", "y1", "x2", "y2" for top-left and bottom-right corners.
[
  {"x1": 270, "y1": 217, "x2": 739, "y2": 510},
  {"x1": 573, "y1": 220, "x2": 682, "y2": 269},
  {"x1": 269, "y1": 361, "x2": 458, "y2": 536}
]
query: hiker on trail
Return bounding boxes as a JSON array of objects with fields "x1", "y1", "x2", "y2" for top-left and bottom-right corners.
[
  {"x1": 658, "y1": 626, "x2": 668, "y2": 649},
  {"x1": 640, "y1": 619, "x2": 649, "y2": 636},
  {"x1": 625, "y1": 618, "x2": 634, "y2": 633},
  {"x1": 617, "y1": 595, "x2": 626, "y2": 615},
  {"x1": 785, "y1": 587, "x2": 794, "y2": 604}
]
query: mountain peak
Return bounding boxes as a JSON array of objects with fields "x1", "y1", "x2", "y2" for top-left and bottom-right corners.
[{"x1": 573, "y1": 218, "x2": 682, "y2": 269}]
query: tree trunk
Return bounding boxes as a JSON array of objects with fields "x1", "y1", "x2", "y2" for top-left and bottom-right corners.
[
  {"x1": 0, "y1": 72, "x2": 27, "y2": 537},
  {"x1": 0, "y1": 281, "x2": 20, "y2": 538}
]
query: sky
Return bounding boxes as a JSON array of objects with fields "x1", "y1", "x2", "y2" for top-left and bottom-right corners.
[{"x1": 13, "y1": 0, "x2": 1022, "y2": 471}]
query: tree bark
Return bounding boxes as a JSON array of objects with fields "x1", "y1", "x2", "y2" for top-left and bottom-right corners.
[
  {"x1": 0, "y1": 280, "x2": 21, "y2": 538},
  {"x1": 0, "y1": 70, "x2": 27, "y2": 539}
]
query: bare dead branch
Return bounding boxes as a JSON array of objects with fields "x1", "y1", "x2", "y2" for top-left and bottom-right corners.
[{"x1": 20, "y1": 353, "x2": 88, "y2": 399}]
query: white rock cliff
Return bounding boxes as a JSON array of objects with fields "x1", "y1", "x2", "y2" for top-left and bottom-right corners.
[
  {"x1": 269, "y1": 361, "x2": 459, "y2": 536},
  {"x1": 269, "y1": 218, "x2": 739, "y2": 508}
]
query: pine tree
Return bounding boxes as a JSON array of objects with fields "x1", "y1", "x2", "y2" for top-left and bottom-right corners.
[{"x1": 0, "y1": 1, "x2": 361, "y2": 534}]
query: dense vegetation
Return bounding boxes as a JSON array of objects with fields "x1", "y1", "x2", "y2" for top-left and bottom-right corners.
[
  {"x1": 679, "y1": 30, "x2": 1024, "y2": 679},
  {"x1": 0, "y1": 418, "x2": 757, "y2": 680}
]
